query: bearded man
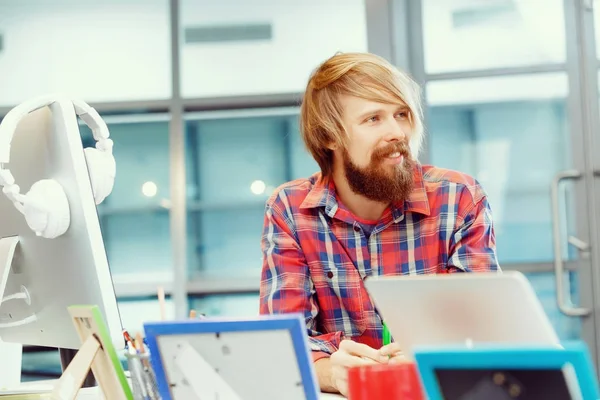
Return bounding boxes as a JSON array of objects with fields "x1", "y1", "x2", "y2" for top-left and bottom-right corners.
[{"x1": 259, "y1": 52, "x2": 500, "y2": 397}]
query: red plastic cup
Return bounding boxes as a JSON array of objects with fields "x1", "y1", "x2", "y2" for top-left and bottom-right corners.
[{"x1": 347, "y1": 362, "x2": 425, "y2": 400}]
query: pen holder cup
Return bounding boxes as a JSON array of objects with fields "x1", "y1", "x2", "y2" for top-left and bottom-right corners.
[{"x1": 125, "y1": 352, "x2": 162, "y2": 400}]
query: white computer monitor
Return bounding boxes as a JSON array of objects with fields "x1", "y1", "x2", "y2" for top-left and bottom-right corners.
[{"x1": 0, "y1": 99, "x2": 123, "y2": 351}]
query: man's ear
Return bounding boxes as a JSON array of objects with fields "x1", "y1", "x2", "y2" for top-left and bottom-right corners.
[{"x1": 326, "y1": 137, "x2": 345, "y2": 151}]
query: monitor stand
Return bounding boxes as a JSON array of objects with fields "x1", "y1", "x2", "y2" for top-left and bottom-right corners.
[
  {"x1": 1, "y1": 236, "x2": 97, "y2": 388},
  {"x1": 0, "y1": 236, "x2": 18, "y2": 310},
  {"x1": 0, "y1": 236, "x2": 22, "y2": 388},
  {"x1": 59, "y1": 348, "x2": 97, "y2": 388}
]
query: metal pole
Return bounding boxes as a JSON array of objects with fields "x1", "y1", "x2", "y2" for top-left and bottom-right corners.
[{"x1": 169, "y1": 0, "x2": 187, "y2": 319}]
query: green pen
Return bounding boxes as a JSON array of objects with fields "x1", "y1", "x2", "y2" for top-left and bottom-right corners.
[{"x1": 382, "y1": 321, "x2": 391, "y2": 346}]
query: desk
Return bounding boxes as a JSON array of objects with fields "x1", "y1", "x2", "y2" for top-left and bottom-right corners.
[
  {"x1": 4, "y1": 380, "x2": 345, "y2": 399},
  {"x1": 319, "y1": 393, "x2": 344, "y2": 399}
]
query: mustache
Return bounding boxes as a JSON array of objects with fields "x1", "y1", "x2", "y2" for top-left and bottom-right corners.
[{"x1": 372, "y1": 142, "x2": 411, "y2": 162}]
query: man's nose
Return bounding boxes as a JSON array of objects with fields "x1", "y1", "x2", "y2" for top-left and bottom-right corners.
[{"x1": 384, "y1": 118, "x2": 407, "y2": 142}]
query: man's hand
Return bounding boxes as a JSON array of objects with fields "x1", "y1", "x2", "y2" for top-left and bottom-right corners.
[
  {"x1": 379, "y1": 342, "x2": 407, "y2": 364},
  {"x1": 328, "y1": 340, "x2": 390, "y2": 396}
]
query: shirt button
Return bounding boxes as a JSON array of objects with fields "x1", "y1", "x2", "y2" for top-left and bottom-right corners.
[
  {"x1": 353, "y1": 225, "x2": 360, "y2": 232},
  {"x1": 327, "y1": 271, "x2": 334, "y2": 279}
]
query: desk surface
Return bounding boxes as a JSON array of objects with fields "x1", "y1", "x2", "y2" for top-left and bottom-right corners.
[
  {"x1": 4, "y1": 381, "x2": 345, "y2": 399},
  {"x1": 320, "y1": 393, "x2": 344, "y2": 399}
]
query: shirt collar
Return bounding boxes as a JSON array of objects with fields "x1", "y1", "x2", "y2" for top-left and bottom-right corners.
[
  {"x1": 300, "y1": 163, "x2": 431, "y2": 218},
  {"x1": 403, "y1": 163, "x2": 431, "y2": 216}
]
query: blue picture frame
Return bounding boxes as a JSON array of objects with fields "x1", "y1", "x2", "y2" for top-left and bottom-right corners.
[
  {"x1": 143, "y1": 313, "x2": 319, "y2": 400},
  {"x1": 413, "y1": 341, "x2": 599, "y2": 400}
]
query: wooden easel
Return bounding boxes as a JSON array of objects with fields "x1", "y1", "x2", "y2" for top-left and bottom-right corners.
[
  {"x1": 52, "y1": 334, "x2": 105, "y2": 399},
  {"x1": 51, "y1": 306, "x2": 133, "y2": 400}
]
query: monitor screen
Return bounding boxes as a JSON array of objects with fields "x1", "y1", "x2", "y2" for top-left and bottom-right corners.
[{"x1": 434, "y1": 368, "x2": 575, "y2": 400}]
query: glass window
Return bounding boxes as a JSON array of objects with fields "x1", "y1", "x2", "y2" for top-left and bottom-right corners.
[
  {"x1": 186, "y1": 114, "x2": 288, "y2": 204},
  {"x1": 0, "y1": 0, "x2": 171, "y2": 106},
  {"x1": 189, "y1": 293, "x2": 260, "y2": 317},
  {"x1": 80, "y1": 115, "x2": 173, "y2": 282},
  {"x1": 427, "y1": 73, "x2": 571, "y2": 264},
  {"x1": 288, "y1": 116, "x2": 320, "y2": 180},
  {"x1": 193, "y1": 208, "x2": 266, "y2": 280},
  {"x1": 185, "y1": 110, "x2": 316, "y2": 281},
  {"x1": 526, "y1": 272, "x2": 580, "y2": 340},
  {"x1": 421, "y1": 0, "x2": 565, "y2": 74},
  {"x1": 118, "y1": 298, "x2": 175, "y2": 335},
  {"x1": 427, "y1": 73, "x2": 581, "y2": 343},
  {"x1": 21, "y1": 350, "x2": 62, "y2": 381},
  {"x1": 179, "y1": 0, "x2": 367, "y2": 98}
]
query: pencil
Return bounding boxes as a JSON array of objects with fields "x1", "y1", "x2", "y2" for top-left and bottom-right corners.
[
  {"x1": 135, "y1": 332, "x2": 145, "y2": 353},
  {"x1": 123, "y1": 329, "x2": 134, "y2": 347},
  {"x1": 157, "y1": 286, "x2": 166, "y2": 321},
  {"x1": 135, "y1": 332, "x2": 150, "y2": 369},
  {"x1": 382, "y1": 322, "x2": 391, "y2": 346}
]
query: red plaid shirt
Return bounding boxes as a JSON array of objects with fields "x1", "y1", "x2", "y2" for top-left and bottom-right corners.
[{"x1": 259, "y1": 163, "x2": 499, "y2": 361}]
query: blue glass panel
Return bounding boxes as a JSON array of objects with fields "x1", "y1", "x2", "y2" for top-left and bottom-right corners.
[
  {"x1": 429, "y1": 100, "x2": 570, "y2": 264},
  {"x1": 288, "y1": 116, "x2": 320, "y2": 180},
  {"x1": 101, "y1": 212, "x2": 171, "y2": 274},
  {"x1": 185, "y1": 113, "x2": 312, "y2": 277},
  {"x1": 80, "y1": 118, "x2": 172, "y2": 276},
  {"x1": 189, "y1": 206, "x2": 265, "y2": 277},
  {"x1": 187, "y1": 116, "x2": 288, "y2": 204}
]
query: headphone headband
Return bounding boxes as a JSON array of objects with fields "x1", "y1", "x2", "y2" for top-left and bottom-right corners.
[
  {"x1": 72, "y1": 99, "x2": 110, "y2": 143},
  {"x1": 0, "y1": 95, "x2": 111, "y2": 165}
]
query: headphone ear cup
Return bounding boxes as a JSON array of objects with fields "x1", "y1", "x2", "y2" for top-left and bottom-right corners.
[
  {"x1": 22, "y1": 179, "x2": 70, "y2": 239},
  {"x1": 84, "y1": 147, "x2": 116, "y2": 205}
]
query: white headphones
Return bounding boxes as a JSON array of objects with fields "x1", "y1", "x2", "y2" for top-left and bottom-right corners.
[{"x1": 0, "y1": 95, "x2": 116, "y2": 239}]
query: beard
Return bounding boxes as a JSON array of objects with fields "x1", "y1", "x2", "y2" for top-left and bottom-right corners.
[{"x1": 343, "y1": 140, "x2": 415, "y2": 203}]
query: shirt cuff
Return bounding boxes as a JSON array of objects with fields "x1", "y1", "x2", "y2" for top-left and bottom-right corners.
[{"x1": 312, "y1": 351, "x2": 331, "y2": 363}]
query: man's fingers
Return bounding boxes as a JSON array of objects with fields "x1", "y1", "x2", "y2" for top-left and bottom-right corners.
[
  {"x1": 339, "y1": 340, "x2": 389, "y2": 363},
  {"x1": 332, "y1": 349, "x2": 381, "y2": 367},
  {"x1": 334, "y1": 377, "x2": 348, "y2": 397},
  {"x1": 331, "y1": 356, "x2": 378, "y2": 396},
  {"x1": 379, "y1": 342, "x2": 402, "y2": 356},
  {"x1": 389, "y1": 352, "x2": 408, "y2": 364},
  {"x1": 360, "y1": 356, "x2": 380, "y2": 364}
]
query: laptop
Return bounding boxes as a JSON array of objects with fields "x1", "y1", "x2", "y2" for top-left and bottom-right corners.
[{"x1": 364, "y1": 271, "x2": 560, "y2": 358}]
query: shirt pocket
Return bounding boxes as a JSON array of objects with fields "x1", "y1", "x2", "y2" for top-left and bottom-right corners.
[{"x1": 311, "y1": 259, "x2": 368, "y2": 337}]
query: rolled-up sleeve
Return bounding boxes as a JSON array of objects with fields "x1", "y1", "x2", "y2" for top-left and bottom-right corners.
[{"x1": 447, "y1": 196, "x2": 501, "y2": 273}]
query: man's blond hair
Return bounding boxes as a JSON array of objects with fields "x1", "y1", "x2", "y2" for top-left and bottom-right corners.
[{"x1": 299, "y1": 52, "x2": 424, "y2": 177}]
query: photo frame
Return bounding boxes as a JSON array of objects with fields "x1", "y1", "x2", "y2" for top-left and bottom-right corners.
[{"x1": 144, "y1": 313, "x2": 319, "y2": 400}]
